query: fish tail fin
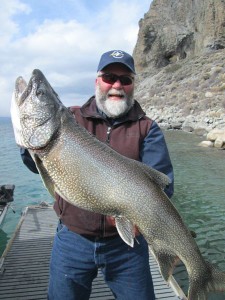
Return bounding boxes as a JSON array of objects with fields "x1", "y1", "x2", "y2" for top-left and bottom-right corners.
[
  {"x1": 188, "y1": 261, "x2": 225, "y2": 300},
  {"x1": 150, "y1": 246, "x2": 180, "y2": 281}
]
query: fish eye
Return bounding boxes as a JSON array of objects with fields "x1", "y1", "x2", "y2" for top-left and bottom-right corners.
[{"x1": 37, "y1": 89, "x2": 45, "y2": 96}]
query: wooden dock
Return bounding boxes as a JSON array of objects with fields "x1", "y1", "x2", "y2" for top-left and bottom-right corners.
[{"x1": 0, "y1": 205, "x2": 186, "y2": 299}]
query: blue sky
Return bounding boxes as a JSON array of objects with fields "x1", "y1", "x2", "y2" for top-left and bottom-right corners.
[{"x1": 0, "y1": 0, "x2": 152, "y2": 117}]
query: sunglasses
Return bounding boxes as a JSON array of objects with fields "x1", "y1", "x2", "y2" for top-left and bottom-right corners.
[{"x1": 98, "y1": 73, "x2": 134, "y2": 86}]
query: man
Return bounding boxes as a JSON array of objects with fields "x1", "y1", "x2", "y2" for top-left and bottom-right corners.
[{"x1": 21, "y1": 50, "x2": 174, "y2": 300}]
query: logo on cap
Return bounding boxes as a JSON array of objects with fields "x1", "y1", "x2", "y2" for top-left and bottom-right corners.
[{"x1": 110, "y1": 50, "x2": 124, "y2": 59}]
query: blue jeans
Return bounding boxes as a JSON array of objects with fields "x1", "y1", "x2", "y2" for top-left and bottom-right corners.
[{"x1": 48, "y1": 222, "x2": 155, "y2": 300}]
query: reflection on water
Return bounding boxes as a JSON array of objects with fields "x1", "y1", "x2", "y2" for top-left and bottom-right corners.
[{"x1": 164, "y1": 130, "x2": 225, "y2": 299}]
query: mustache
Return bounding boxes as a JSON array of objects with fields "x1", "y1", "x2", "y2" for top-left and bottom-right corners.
[{"x1": 107, "y1": 89, "x2": 126, "y2": 97}]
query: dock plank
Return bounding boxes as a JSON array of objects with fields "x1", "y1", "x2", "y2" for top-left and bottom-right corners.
[{"x1": 0, "y1": 206, "x2": 186, "y2": 299}]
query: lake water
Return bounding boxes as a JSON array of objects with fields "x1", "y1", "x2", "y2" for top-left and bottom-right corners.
[
  {"x1": 164, "y1": 130, "x2": 225, "y2": 299},
  {"x1": 0, "y1": 117, "x2": 225, "y2": 298},
  {"x1": 0, "y1": 117, "x2": 52, "y2": 255}
]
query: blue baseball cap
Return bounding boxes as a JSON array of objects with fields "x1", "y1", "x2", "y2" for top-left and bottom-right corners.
[{"x1": 97, "y1": 50, "x2": 136, "y2": 74}]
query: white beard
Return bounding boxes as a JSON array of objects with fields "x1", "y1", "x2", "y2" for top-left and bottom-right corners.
[{"x1": 95, "y1": 86, "x2": 134, "y2": 118}]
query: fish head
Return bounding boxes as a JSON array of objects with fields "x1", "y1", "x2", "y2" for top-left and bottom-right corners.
[{"x1": 11, "y1": 69, "x2": 64, "y2": 149}]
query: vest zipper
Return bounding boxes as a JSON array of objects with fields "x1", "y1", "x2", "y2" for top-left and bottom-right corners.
[
  {"x1": 100, "y1": 215, "x2": 105, "y2": 238},
  {"x1": 99, "y1": 126, "x2": 112, "y2": 237},
  {"x1": 106, "y1": 126, "x2": 112, "y2": 143}
]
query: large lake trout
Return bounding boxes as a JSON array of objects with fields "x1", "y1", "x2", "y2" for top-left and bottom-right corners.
[{"x1": 11, "y1": 69, "x2": 225, "y2": 300}]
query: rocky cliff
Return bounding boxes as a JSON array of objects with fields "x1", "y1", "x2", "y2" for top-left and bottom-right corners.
[
  {"x1": 133, "y1": 0, "x2": 225, "y2": 148},
  {"x1": 133, "y1": 0, "x2": 225, "y2": 72}
]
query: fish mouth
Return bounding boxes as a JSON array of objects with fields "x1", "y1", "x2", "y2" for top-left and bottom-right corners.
[
  {"x1": 16, "y1": 76, "x2": 27, "y2": 94},
  {"x1": 14, "y1": 76, "x2": 28, "y2": 106},
  {"x1": 14, "y1": 73, "x2": 38, "y2": 108},
  {"x1": 14, "y1": 69, "x2": 49, "y2": 107}
]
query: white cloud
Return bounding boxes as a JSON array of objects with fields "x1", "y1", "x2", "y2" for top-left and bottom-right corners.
[
  {"x1": 0, "y1": 0, "x2": 30, "y2": 43},
  {"x1": 0, "y1": 0, "x2": 151, "y2": 116}
]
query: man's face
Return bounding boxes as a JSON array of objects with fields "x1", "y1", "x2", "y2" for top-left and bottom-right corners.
[{"x1": 95, "y1": 64, "x2": 135, "y2": 118}]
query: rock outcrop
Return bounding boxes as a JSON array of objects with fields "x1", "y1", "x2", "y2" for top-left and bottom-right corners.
[
  {"x1": 132, "y1": 0, "x2": 225, "y2": 149},
  {"x1": 133, "y1": 0, "x2": 225, "y2": 73},
  {"x1": 199, "y1": 128, "x2": 225, "y2": 149}
]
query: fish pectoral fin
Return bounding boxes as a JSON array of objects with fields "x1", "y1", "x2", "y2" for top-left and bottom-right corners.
[
  {"x1": 150, "y1": 246, "x2": 180, "y2": 281},
  {"x1": 115, "y1": 216, "x2": 135, "y2": 248}
]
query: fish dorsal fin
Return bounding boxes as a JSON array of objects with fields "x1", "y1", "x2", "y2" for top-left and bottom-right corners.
[
  {"x1": 138, "y1": 162, "x2": 171, "y2": 190},
  {"x1": 115, "y1": 216, "x2": 135, "y2": 247}
]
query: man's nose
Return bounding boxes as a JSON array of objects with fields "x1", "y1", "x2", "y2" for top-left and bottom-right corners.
[{"x1": 112, "y1": 79, "x2": 123, "y2": 89}]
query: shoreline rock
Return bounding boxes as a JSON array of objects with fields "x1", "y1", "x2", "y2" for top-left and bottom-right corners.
[
  {"x1": 144, "y1": 105, "x2": 225, "y2": 149},
  {"x1": 206, "y1": 128, "x2": 225, "y2": 149}
]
